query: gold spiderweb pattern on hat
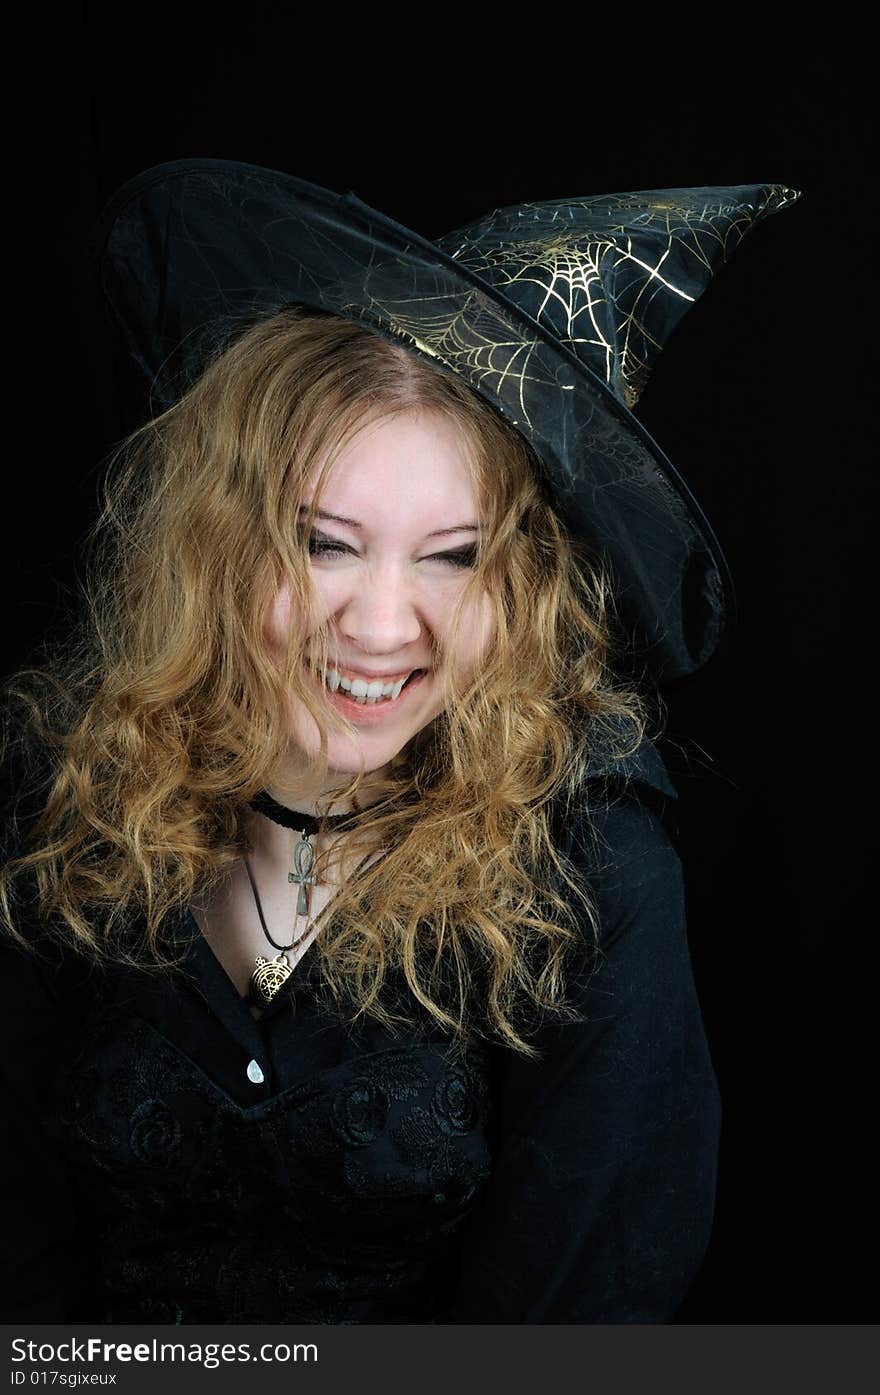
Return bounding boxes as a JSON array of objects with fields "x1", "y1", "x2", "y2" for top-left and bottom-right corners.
[
  {"x1": 432, "y1": 186, "x2": 801, "y2": 412},
  {"x1": 330, "y1": 269, "x2": 670, "y2": 500},
  {"x1": 330, "y1": 276, "x2": 553, "y2": 437}
]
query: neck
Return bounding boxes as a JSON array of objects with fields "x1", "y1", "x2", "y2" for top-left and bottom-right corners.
[
  {"x1": 263, "y1": 750, "x2": 391, "y2": 820},
  {"x1": 243, "y1": 803, "x2": 330, "y2": 878},
  {"x1": 245, "y1": 781, "x2": 388, "y2": 876},
  {"x1": 250, "y1": 788, "x2": 368, "y2": 832}
]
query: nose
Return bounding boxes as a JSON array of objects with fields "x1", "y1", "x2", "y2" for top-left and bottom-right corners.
[{"x1": 334, "y1": 563, "x2": 424, "y2": 655}]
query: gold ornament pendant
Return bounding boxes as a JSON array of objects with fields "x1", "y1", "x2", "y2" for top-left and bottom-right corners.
[{"x1": 249, "y1": 952, "x2": 292, "y2": 1004}]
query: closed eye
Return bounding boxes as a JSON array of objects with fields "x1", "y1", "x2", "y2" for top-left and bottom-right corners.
[
  {"x1": 307, "y1": 536, "x2": 354, "y2": 560},
  {"x1": 306, "y1": 533, "x2": 478, "y2": 569}
]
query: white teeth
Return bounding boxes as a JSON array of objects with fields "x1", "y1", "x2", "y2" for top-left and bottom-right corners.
[{"x1": 318, "y1": 665, "x2": 416, "y2": 703}]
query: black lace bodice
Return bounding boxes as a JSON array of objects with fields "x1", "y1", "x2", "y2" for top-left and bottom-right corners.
[
  {"x1": 47, "y1": 958, "x2": 498, "y2": 1324},
  {"x1": 2, "y1": 739, "x2": 722, "y2": 1324}
]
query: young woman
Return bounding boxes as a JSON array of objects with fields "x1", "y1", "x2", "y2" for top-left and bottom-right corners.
[{"x1": 0, "y1": 162, "x2": 799, "y2": 1324}]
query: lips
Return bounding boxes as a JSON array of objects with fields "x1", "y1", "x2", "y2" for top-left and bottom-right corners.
[
  {"x1": 304, "y1": 662, "x2": 428, "y2": 720},
  {"x1": 322, "y1": 662, "x2": 421, "y2": 683}
]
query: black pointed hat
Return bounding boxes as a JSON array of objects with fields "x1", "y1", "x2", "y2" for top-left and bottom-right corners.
[{"x1": 92, "y1": 159, "x2": 800, "y2": 684}]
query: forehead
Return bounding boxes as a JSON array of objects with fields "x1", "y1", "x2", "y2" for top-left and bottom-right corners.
[{"x1": 305, "y1": 410, "x2": 481, "y2": 526}]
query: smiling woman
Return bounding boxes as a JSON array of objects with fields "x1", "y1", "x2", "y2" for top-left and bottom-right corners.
[
  {"x1": 266, "y1": 409, "x2": 496, "y2": 783},
  {"x1": 0, "y1": 157, "x2": 797, "y2": 1326},
  {"x1": 0, "y1": 303, "x2": 712, "y2": 1325}
]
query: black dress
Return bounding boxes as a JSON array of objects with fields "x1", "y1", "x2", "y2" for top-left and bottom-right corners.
[{"x1": 1, "y1": 737, "x2": 720, "y2": 1324}]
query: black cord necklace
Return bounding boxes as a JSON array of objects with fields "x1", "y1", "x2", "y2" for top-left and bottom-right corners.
[{"x1": 245, "y1": 789, "x2": 362, "y2": 1005}]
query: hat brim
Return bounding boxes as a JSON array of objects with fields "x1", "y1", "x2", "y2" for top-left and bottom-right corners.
[{"x1": 93, "y1": 157, "x2": 736, "y2": 684}]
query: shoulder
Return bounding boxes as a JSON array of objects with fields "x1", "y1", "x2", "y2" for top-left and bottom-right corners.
[
  {"x1": 0, "y1": 708, "x2": 77, "y2": 977},
  {"x1": 553, "y1": 725, "x2": 685, "y2": 955},
  {"x1": 582, "y1": 714, "x2": 678, "y2": 801},
  {"x1": 554, "y1": 715, "x2": 679, "y2": 864},
  {"x1": 0, "y1": 708, "x2": 56, "y2": 862}
]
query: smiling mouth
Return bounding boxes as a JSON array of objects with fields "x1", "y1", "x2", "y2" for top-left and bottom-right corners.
[{"x1": 307, "y1": 662, "x2": 428, "y2": 712}]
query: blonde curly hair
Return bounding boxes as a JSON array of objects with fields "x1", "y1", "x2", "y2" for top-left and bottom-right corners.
[{"x1": 0, "y1": 306, "x2": 649, "y2": 1056}]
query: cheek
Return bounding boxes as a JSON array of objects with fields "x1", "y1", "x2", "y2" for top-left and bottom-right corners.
[
  {"x1": 263, "y1": 579, "x2": 335, "y2": 661},
  {"x1": 449, "y1": 591, "x2": 496, "y2": 670},
  {"x1": 262, "y1": 584, "x2": 297, "y2": 658},
  {"x1": 476, "y1": 592, "x2": 497, "y2": 659}
]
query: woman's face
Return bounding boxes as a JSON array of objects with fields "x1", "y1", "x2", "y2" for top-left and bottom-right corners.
[{"x1": 263, "y1": 408, "x2": 495, "y2": 791}]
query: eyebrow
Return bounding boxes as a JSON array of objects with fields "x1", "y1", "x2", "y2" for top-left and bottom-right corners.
[{"x1": 299, "y1": 505, "x2": 481, "y2": 539}]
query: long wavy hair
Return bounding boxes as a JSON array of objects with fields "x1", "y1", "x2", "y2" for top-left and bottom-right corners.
[{"x1": 0, "y1": 306, "x2": 650, "y2": 1056}]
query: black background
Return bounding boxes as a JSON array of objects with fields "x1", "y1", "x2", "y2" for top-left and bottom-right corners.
[{"x1": 8, "y1": 14, "x2": 873, "y2": 1322}]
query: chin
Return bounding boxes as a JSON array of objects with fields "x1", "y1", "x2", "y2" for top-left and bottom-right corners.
[
  {"x1": 285, "y1": 679, "x2": 446, "y2": 781},
  {"x1": 324, "y1": 739, "x2": 400, "y2": 776},
  {"x1": 288, "y1": 716, "x2": 430, "y2": 780}
]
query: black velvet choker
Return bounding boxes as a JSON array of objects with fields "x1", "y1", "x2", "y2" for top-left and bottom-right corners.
[{"x1": 249, "y1": 789, "x2": 358, "y2": 835}]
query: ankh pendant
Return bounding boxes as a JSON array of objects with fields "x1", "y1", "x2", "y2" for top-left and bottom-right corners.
[
  {"x1": 288, "y1": 831, "x2": 318, "y2": 917},
  {"x1": 249, "y1": 952, "x2": 293, "y2": 1005}
]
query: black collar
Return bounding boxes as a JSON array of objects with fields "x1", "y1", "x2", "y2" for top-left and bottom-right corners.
[{"x1": 248, "y1": 790, "x2": 358, "y2": 835}]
